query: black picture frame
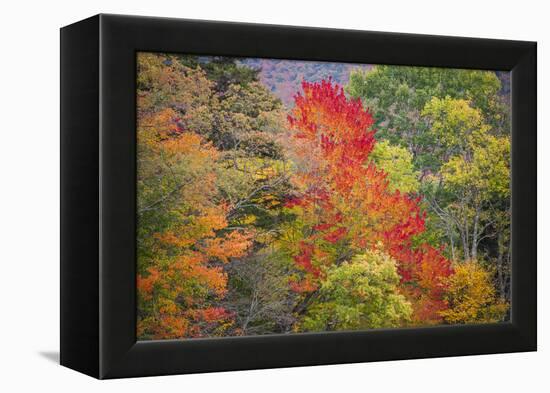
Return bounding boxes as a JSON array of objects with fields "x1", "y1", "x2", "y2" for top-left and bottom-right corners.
[{"x1": 60, "y1": 14, "x2": 537, "y2": 379}]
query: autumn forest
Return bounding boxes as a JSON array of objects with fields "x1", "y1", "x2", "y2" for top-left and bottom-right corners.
[{"x1": 136, "y1": 53, "x2": 511, "y2": 340}]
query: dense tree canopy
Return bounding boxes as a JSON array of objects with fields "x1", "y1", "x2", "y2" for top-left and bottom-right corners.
[
  {"x1": 346, "y1": 66, "x2": 509, "y2": 170},
  {"x1": 348, "y1": 64, "x2": 512, "y2": 309},
  {"x1": 136, "y1": 54, "x2": 510, "y2": 339}
]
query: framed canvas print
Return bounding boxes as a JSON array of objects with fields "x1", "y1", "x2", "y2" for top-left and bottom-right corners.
[{"x1": 60, "y1": 14, "x2": 536, "y2": 379}]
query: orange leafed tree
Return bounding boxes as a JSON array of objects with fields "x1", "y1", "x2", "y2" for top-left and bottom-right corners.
[
  {"x1": 285, "y1": 80, "x2": 453, "y2": 322},
  {"x1": 137, "y1": 109, "x2": 253, "y2": 339}
]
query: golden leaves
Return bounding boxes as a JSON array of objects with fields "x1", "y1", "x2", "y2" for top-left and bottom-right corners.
[{"x1": 439, "y1": 261, "x2": 508, "y2": 324}]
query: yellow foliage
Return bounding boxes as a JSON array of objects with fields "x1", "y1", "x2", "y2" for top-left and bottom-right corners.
[{"x1": 439, "y1": 261, "x2": 508, "y2": 324}]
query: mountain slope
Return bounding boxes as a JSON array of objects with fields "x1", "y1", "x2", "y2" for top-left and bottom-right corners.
[{"x1": 240, "y1": 58, "x2": 371, "y2": 106}]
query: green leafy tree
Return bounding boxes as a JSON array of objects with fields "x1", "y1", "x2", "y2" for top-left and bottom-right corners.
[
  {"x1": 176, "y1": 55, "x2": 261, "y2": 93},
  {"x1": 423, "y1": 97, "x2": 510, "y2": 261},
  {"x1": 299, "y1": 249, "x2": 412, "y2": 332},
  {"x1": 422, "y1": 96, "x2": 491, "y2": 159},
  {"x1": 370, "y1": 140, "x2": 420, "y2": 193},
  {"x1": 346, "y1": 65, "x2": 507, "y2": 171}
]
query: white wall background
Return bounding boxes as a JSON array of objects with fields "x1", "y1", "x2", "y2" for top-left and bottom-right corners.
[{"x1": 0, "y1": 0, "x2": 546, "y2": 391}]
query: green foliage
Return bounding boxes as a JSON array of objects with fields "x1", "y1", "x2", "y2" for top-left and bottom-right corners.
[
  {"x1": 346, "y1": 65, "x2": 508, "y2": 171},
  {"x1": 212, "y1": 81, "x2": 284, "y2": 151},
  {"x1": 347, "y1": 65, "x2": 503, "y2": 124},
  {"x1": 422, "y1": 97, "x2": 491, "y2": 156},
  {"x1": 370, "y1": 140, "x2": 420, "y2": 193},
  {"x1": 420, "y1": 96, "x2": 511, "y2": 261},
  {"x1": 441, "y1": 132, "x2": 510, "y2": 200},
  {"x1": 299, "y1": 249, "x2": 412, "y2": 331},
  {"x1": 177, "y1": 55, "x2": 261, "y2": 93}
]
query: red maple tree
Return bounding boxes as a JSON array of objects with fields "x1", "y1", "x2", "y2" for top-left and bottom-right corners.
[{"x1": 286, "y1": 80, "x2": 453, "y2": 322}]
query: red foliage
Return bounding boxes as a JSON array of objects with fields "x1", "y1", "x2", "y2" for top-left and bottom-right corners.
[
  {"x1": 293, "y1": 241, "x2": 320, "y2": 277},
  {"x1": 323, "y1": 227, "x2": 348, "y2": 244},
  {"x1": 286, "y1": 80, "x2": 453, "y2": 322},
  {"x1": 197, "y1": 307, "x2": 234, "y2": 323}
]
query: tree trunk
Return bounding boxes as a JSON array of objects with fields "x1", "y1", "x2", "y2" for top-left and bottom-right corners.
[
  {"x1": 447, "y1": 223, "x2": 456, "y2": 261},
  {"x1": 292, "y1": 290, "x2": 319, "y2": 316},
  {"x1": 497, "y1": 231, "x2": 505, "y2": 299},
  {"x1": 471, "y1": 206, "x2": 480, "y2": 261},
  {"x1": 461, "y1": 228, "x2": 469, "y2": 261},
  {"x1": 462, "y1": 200, "x2": 470, "y2": 261},
  {"x1": 506, "y1": 232, "x2": 512, "y2": 302}
]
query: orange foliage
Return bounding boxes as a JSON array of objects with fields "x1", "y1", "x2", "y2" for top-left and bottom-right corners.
[
  {"x1": 137, "y1": 108, "x2": 253, "y2": 339},
  {"x1": 201, "y1": 231, "x2": 254, "y2": 263},
  {"x1": 137, "y1": 267, "x2": 160, "y2": 300}
]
